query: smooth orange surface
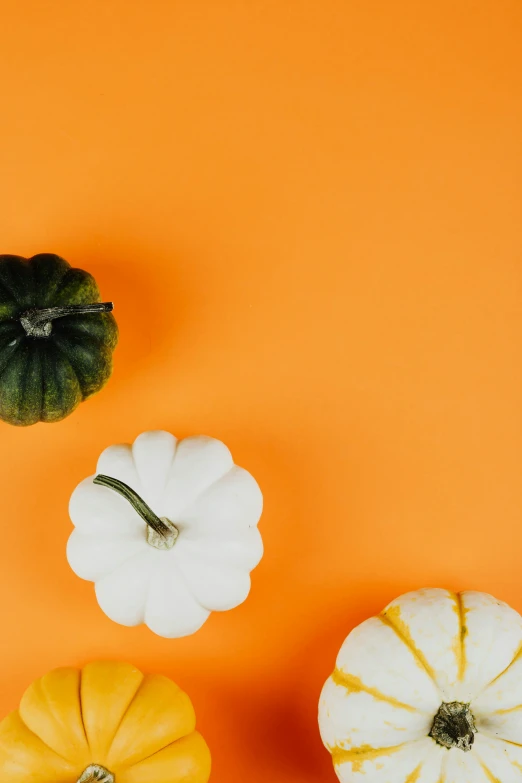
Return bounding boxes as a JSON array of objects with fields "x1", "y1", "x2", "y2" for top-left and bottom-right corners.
[{"x1": 0, "y1": 2, "x2": 521, "y2": 781}]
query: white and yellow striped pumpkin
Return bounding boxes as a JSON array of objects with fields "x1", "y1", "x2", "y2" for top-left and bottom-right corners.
[{"x1": 319, "y1": 588, "x2": 522, "y2": 782}]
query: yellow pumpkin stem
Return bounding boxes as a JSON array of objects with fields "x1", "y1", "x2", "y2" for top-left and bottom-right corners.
[{"x1": 77, "y1": 764, "x2": 114, "y2": 783}]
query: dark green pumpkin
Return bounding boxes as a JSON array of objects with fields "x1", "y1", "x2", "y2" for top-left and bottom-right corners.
[{"x1": 0, "y1": 253, "x2": 118, "y2": 426}]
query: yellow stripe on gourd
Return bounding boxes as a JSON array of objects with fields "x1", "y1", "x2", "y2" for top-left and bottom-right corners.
[
  {"x1": 379, "y1": 607, "x2": 437, "y2": 683},
  {"x1": 487, "y1": 641, "x2": 522, "y2": 692},
  {"x1": 332, "y1": 743, "x2": 404, "y2": 772},
  {"x1": 404, "y1": 765, "x2": 422, "y2": 783},
  {"x1": 451, "y1": 592, "x2": 468, "y2": 681},
  {"x1": 332, "y1": 669, "x2": 418, "y2": 712},
  {"x1": 481, "y1": 763, "x2": 502, "y2": 782},
  {"x1": 494, "y1": 703, "x2": 522, "y2": 715}
]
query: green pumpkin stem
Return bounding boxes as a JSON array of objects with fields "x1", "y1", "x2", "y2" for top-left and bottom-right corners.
[
  {"x1": 76, "y1": 765, "x2": 114, "y2": 783},
  {"x1": 20, "y1": 302, "x2": 114, "y2": 338},
  {"x1": 93, "y1": 474, "x2": 179, "y2": 550}
]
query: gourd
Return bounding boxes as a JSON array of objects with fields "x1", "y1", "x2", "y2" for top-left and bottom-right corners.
[
  {"x1": 67, "y1": 430, "x2": 263, "y2": 638},
  {"x1": 0, "y1": 660, "x2": 211, "y2": 783},
  {"x1": 319, "y1": 588, "x2": 522, "y2": 782},
  {"x1": 0, "y1": 253, "x2": 117, "y2": 426}
]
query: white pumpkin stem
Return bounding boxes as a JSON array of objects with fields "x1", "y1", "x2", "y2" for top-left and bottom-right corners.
[
  {"x1": 20, "y1": 302, "x2": 114, "y2": 338},
  {"x1": 429, "y1": 701, "x2": 476, "y2": 752},
  {"x1": 93, "y1": 474, "x2": 179, "y2": 550},
  {"x1": 77, "y1": 764, "x2": 114, "y2": 783}
]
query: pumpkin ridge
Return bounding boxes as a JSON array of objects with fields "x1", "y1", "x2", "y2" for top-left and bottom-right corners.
[
  {"x1": 0, "y1": 322, "x2": 23, "y2": 354},
  {"x1": 174, "y1": 553, "x2": 251, "y2": 614},
  {"x1": 111, "y1": 730, "x2": 205, "y2": 773},
  {"x1": 0, "y1": 319, "x2": 22, "y2": 337},
  {"x1": 0, "y1": 343, "x2": 26, "y2": 424},
  {"x1": 29, "y1": 253, "x2": 71, "y2": 307},
  {"x1": 480, "y1": 761, "x2": 503, "y2": 782},
  {"x1": 36, "y1": 674, "x2": 89, "y2": 764},
  {"x1": 50, "y1": 266, "x2": 99, "y2": 306},
  {"x1": 0, "y1": 274, "x2": 17, "y2": 303},
  {"x1": 0, "y1": 342, "x2": 44, "y2": 426},
  {"x1": 379, "y1": 610, "x2": 440, "y2": 692},
  {"x1": 131, "y1": 432, "x2": 180, "y2": 497},
  {"x1": 0, "y1": 255, "x2": 34, "y2": 306},
  {"x1": 144, "y1": 560, "x2": 203, "y2": 623},
  {"x1": 0, "y1": 276, "x2": 19, "y2": 308},
  {"x1": 478, "y1": 728, "x2": 522, "y2": 749},
  {"x1": 53, "y1": 317, "x2": 115, "y2": 349},
  {"x1": 39, "y1": 345, "x2": 54, "y2": 421},
  {"x1": 78, "y1": 667, "x2": 90, "y2": 759},
  {"x1": 84, "y1": 670, "x2": 146, "y2": 763},
  {"x1": 40, "y1": 343, "x2": 82, "y2": 423},
  {"x1": 451, "y1": 592, "x2": 468, "y2": 682},
  {"x1": 437, "y1": 750, "x2": 448, "y2": 783},
  {"x1": 52, "y1": 334, "x2": 113, "y2": 400},
  {"x1": 331, "y1": 669, "x2": 420, "y2": 713},
  {"x1": 404, "y1": 764, "x2": 422, "y2": 782},
  {"x1": 164, "y1": 455, "x2": 236, "y2": 519},
  {"x1": 494, "y1": 703, "x2": 522, "y2": 715},
  {"x1": 478, "y1": 640, "x2": 522, "y2": 697},
  {"x1": 0, "y1": 337, "x2": 23, "y2": 377},
  {"x1": 78, "y1": 536, "x2": 147, "y2": 575},
  {"x1": 14, "y1": 704, "x2": 77, "y2": 767},
  {"x1": 331, "y1": 741, "x2": 407, "y2": 769},
  {"x1": 142, "y1": 558, "x2": 211, "y2": 636},
  {"x1": 94, "y1": 550, "x2": 156, "y2": 624},
  {"x1": 195, "y1": 465, "x2": 238, "y2": 502},
  {"x1": 33, "y1": 343, "x2": 45, "y2": 423},
  {"x1": 164, "y1": 557, "x2": 201, "y2": 607}
]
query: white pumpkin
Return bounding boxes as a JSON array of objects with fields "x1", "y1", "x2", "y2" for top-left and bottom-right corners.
[
  {"x1": 67, "y1": 430, "x2": 263, "y2": 638},
  {"x1": 319, "y1": 588, "x2": 522, "y2": 783}
]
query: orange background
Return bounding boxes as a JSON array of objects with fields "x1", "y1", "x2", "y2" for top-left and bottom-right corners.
[{"x1": 1, "y1": 1, "x2": 522, "y2": 780}]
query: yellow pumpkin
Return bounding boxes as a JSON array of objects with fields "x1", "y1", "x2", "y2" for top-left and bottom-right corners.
[{"x1": 0, "y1": 661, "x2": 211, "y2": 783}]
